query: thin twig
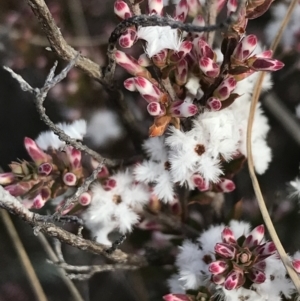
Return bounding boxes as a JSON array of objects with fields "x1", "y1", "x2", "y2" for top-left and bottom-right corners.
[
  {"x1": 246, "y1": 0, "x2": 300, "y2": 293},
  {"x1": 26, "y1": 0, "x2": 104, "y2": 82},
  {"x1": 205, "y1": 0, "x2": 218, "y2": 46},
  {"x1": 37, "y1": 233, "x2": 84, "y2": 301},
  {"x1": 0, "y1": 210, "x2": 48, "y2": 301},
  {"x1": 0, "y1": 186, "x2": 147, "y2": 266}
]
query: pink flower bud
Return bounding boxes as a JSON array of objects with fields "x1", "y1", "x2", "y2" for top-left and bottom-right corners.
[
  {"x1": 233, "y1": 35, "x2": 257, "y2": 61},
  {"x1": 65, "y1": 147, "x2": 82, "y2": 171},
  {"x1": 222, "y1": 227, "x2": 236, "y2": 244},
  {"x1": 199, "y1": 57, "x2": 220, "y2": 78},
  {"x1": 38, "y1": 162, "x2": 53, "y2": 175},
  {"x1": 217, "y1": 178, "x2": 236, "y2": 192},
  {"x1": 0, "y1": 172, "x2": 15, "y2": 185},
  {"x1": 134, "y1": 77, "x2": 162, "y2": 103},
  {"x1": 174, "y1": 0, "x2": 189, "y2": 22},
  {"x1": 32, "y1": 194, "x2": 46, "y2": 209},
  {"x1": 138, "y1": 53, "x2": 151, "y2": 67},
  {"x1": 115, "y1": 51, "x2": 151, "y2": 78},
  {"x1": 207, "y1": 97, "x2": 222, "y2": 111},
  {"x1": 79, "y1": 192, "x2": 92, "y2": 206},
  {"x1": 292, "y1": 259, "x2": 300, "y2": 273},
  {"x1": 119, "y1": 28, "x2": 137, "y2": 48},
  {"x1": 103, "y1": 178, "x2": 117, "y2": 190},
  {"x1": 187, "y1": 0, "x2": 201, "y2": 16},
  {"x1": 212, "y1": 274, "x2": 226, "y2": 285},
  {"x1": 215, "y1": 242, "x2": 236, "y2": 259},
  {"x1": 175, "y1": 59, "x2": 188, "y2": 86},
  {"x1": 208, "y1": 260, "x2": 228, "y2": 275},
  {"x1": 253, "y1": 260, "x2": 266, "y2": 271},
  {"x1": 148, "y1": 0, "x2": 163, "y2": 15},
  {"x1": 170, "y1": 100, "x2": 198, "y2": 118},
  {"x1": 152, "y1": 50, "x2": 168, "y2": 68},
  {"x1": 124, "y1": 78, "x2": 137, "y2": 91},
  {"x1": 198, "y1": 38, "x2": 215, "y2": 60},
  {"x1": 248, "y1": 268, "x2": 266, "y2": 284},
  {"x1": 243, "y1": 225, "x2": 265, "y2": 248},
  {"x1": 191, "y1": 174, "x2": 204, "y2": 187},
  {"x1": 24, "y1": 137, "x2": 49, "y2": 165},
  {"x1": 114, "y1": 0, "x2": 132, "y2": 19},
  {"x1": 169, "y1": 41, "x2": 193, "y2": 63},
  {"x1": 227, "y1": 0, "x2": 238, "y2": 15},
  {"x1": 248, "y1": 58, "x2": 284, "y2": 71},
  {"x1": 63, "y1": 172, "x2": 77, "y2": 186},
  {"x1": 192, "y1": 15, "x2": 205, "y2": 27},
  {"x1": 256, "y1": 50, "x2": 273, "y2": 59},
  {"x1": 163, "y1": 294, "x2": 191, "y2": 301},
  {"x1": 224, "y1": 270, "x2": 244, "y2": 290},
  {"x1": 213, "y1": 77, "x2": 237, "y2": 101},
  {"x1": 97, "y1": 166, "x2": 109, "y2": 178},
  {"x1": 147, "y1": 102, "x2": 163, "y2": 116},
  {"x1": 256, "y1": 242, "x2": 276, "y2": 257},
  {"x1": 5, "y1": 182, "x2": 32, "y2": 197},
  {"x1": 217, "y1": 0, "x2": 226, "y2": 12}
]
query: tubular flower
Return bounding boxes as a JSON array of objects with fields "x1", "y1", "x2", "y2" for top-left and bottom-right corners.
[{"x1": 208, "y1": 225, "x2": 276, "y2": 290}]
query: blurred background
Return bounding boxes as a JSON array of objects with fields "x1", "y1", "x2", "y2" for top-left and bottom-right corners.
[{"x1": 1, "y1": 0, "x2": 300, "y2": 300}]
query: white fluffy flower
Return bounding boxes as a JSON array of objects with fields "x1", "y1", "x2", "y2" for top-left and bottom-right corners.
[
  {"x1": 137, "y1": 26, "x2": 183, "y2": 57},
  {"x1": 35, "y1": 119, "x2": 87, "y2": 150},
  {"x1": 86, "y1": 110, "x2": 123, "y2": 146},
  {"x1": 83, "y1": 170, "x2": 150, "y2": 245}
]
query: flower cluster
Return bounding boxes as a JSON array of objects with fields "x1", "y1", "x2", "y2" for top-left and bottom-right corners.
[{"x1": 166, "y1": 221, "x2": 295, "y2": 301}]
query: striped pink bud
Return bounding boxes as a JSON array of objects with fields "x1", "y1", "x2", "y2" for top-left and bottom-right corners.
[
  {"x1": 213, "y1": 76, "x2": 237, "y2": 101},
  {"x1": 147, "y1": 102, "x2": 164, "y2": 116},
  {"x1": 174, "y1": 0, "x2": 189, "y2": 22},
  {"x1": 65, "y1": 146, "x2": 81, "y2": 171},
  {"x1": 248, "y1": 57, "x2": 284, "y2": 71},
  {"x1": 222, "y1": 227, "x2": 236, "y2": 244},
  {"x1": 169, "y1": 41, "x2": 193, "y2": 63},
  {"x1": 24, "y1": 137, "x2": 49, "y2": 166},
  {"x1": 247, "y1": 268, "x2": 266, "y2": 284},
  {"x1": 233, "y1": 35, "x2": 257, "y2": 61},
  {"x1": 103, "y1": 178, "x2": 117, "y2": 190},
  {"x1": 243, "y1": 225, "x2": 265, "y2": 248},
  {"x1": 292, "y1": 259, "x2": 300, "y2": 273},
  {"x1": 215, "y1": 243, "x2": 236, "y2": 259},
  {"x1": 224, "y1": 270, "x2": 244, "y2": 290},
  {"x1": 170, "y1": 100, "x2": 198, "y2": 118},
  {"x1": 199, "y1": 57, "x2": 220, "y2": 78},
  {"x1": 175, "y1": 59, "x2": 188, "y2": 86},
  {"x1": 0, "y1": 172, "x2": 15, "y2": 185},
  {"x1": 119, "y1": 28, "x2": 137, "y2": 48},
  {"x1": 138, "y1": 53, "x2": 151, "y2": 67},
  {"x1": 124, "y1": 78, "x2": 137, "y2": 91},
  {"x1": 79, "y1": 192, "x2": 92, "y2": 206},
  {"x1": 38, "y1": 162, "x2": 53, "y2": 175},
  {"x1": 208, "y1": 260, "x2": 228, "y2": 275},
  {"x1": 217, "y1": 178, "x2": 236, "y2": 192},
  {"x1": 134, "y1": 77, "x2": 162, "y2": 103},
  {"x1": 227, "y1": 0, "x2": 238, "y2": 15},
  {"x1": 198, "y1": 38, "x2": 215, "y2": 59},
  {"x1": 207, "y1": 97, "x2": 222, "y2": 111},
  {"x1": 148, "y1": 0, "x2": 163, "y2": 15}
]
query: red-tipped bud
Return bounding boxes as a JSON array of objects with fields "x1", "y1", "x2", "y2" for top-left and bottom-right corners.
[
  {"x1": 256, "y1": 242, "x2": 276, "y2": 257},
  {"x1": 213, "y1": 77, "x2": 237, "y2": 100},
  {"x1": 114, "y1": 0, "x2": 132, "y2": 19},
  {"x1": 134, "y1": 77, "x2": 162, "y2": 103},
  {"x1": 103, "y1": 178, "x2": 117, "y2": 190},
  {"x1": 79, "y1": 192, "x2": 92, "y2": 206},
  {"x1": 65, "y1": 146, "x2": 82, "y2": 171},
  {"x1": 138, "y1": 53, "x2": 151, "y2": 67},
  {"x1": 199, "y1": 57, "x2": 220, "y2": 78},
  {"x1": 233, "y1": 35, "x2": 258, "y2": 61},
  {"x1": 175, "y1": 59, "x2": 188, "y2": 86},
  {"x1": 227, "y1": 0, "x2": 238, "y2": 15},
  {"x1": 148, "y1": 0, "x2": 163, "y2": 15},
  {"x1": 32, "y1": 194, "x2": 46, "y2": 209},
  {"x1": 207, "y1": 97, "x2": 222, "y2": 111},
  {"x1": 224, "y1": 270, "x2": 244, "y2": 290},
  {"x1": 174, "y1": 0, "x2": 189, "y2": 22},
  {"x1": 198, "y1": 38, "x2": 215, "y2": 60},
  {"x1": 217, "y1": 178, "x2": 236, "y2": 192},
  {"x1": 208, "y1": 260, "x2": 228, "y2": 275},
  {"x1": 191, "y1": 174, "x2": 204, "y2": 187},
  {"x1": 24, "y1": 137, "x2": 49, "y2": 165},
  {"x1": 212, "y1": 274, "x2": 226, "y2": 285},
  {"x1": 248, "y1": 57, "x2": 284, "y2": 71},
  {"x1": 119, "y1": 28, "x2": 137, "y2": 48},
  {"x1": 63, "y1": 172, "x2": 77, "y2": 186},
  {"x1": 115, "y1": 51, "x2": 150, "y2": 78},
  {"x1": 292, "y1": 259, "x2": 300, "y2": 273},
  {"x1": 163, "y1": 294, "x2": 191, "y2": 301},
  {"x1": 192, "y1": 15, "x2": 205, "y2": 27},
  {"x1": 38, "y1": 162, "x2": 53, "y2": 175},
  {"x1": 124, "y1": 78, "x2": 137, "y2": 91},
  {"x1": 5, "y1": 182, "x2": 32, "y2": 197},
  {"x1": 243, "y1": 225, "x2": 265, "y2": 248},
  {"x1": 248, "y1": 268, "x2": 266, "y2": 284},
  {"x1": 215, "y1": 243, "x2": 236, "y2": 259},
  {"x1": 256, "y1": 50, "x2": 273, "y2": 59},
  {"x1": 170, "y1": 100, "x2": 198, "y2": 118},
  {"x1": 253, "y1": 260, "x2": 266, "y2": 271},
  {"x1": 147, "y1": 102, "x2": 164, "y2": 116},
  {"x1": 222, "y1": 227, "x2": 236, "y2": 244},
  {"x1": 152, "y1": 49, "x2": 168, "y2": 68},
  {"x1": 169, "y1": 41, "x2": 193, "y2": 63},
  {"x1": 97, "y1": 166, "x2": 109, "y2": 178},
  {"x1": 217, "y1": 0, "x2": 226, "y2": 12},
  {"x1": 0, "y1": 172, "x2": 15, "y2": 185}
]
